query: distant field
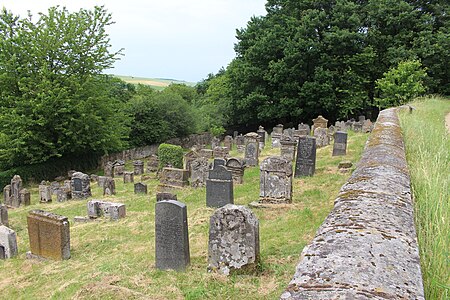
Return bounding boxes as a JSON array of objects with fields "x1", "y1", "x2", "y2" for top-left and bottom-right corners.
[{"x1": 114, "y1": 75, "x2": 195, "y2": 90}]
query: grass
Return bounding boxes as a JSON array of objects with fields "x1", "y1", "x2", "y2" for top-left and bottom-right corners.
[
  {"x1": 398, "y1": 96, "x2": 450, "y2": 300},
  {"x1": 0, "y1": 131, "x2": 369, "y2": 299},
  {"x1": 113, "y1": 75, "x2": 195, "y2": 90}
]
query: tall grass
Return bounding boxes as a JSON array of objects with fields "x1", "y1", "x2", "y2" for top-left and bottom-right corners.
[{"x1": 399, "y1": 96, "x2": 450, "y2": 300}]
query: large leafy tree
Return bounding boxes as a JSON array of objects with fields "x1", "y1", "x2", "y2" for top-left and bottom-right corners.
[{"x1": 0, "y1": 6, "x2": 129, "y2": 169}]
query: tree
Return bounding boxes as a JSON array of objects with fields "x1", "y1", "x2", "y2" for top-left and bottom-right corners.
[{"x1": 0, "y1": 6, "x2": 128, "y2": 169}]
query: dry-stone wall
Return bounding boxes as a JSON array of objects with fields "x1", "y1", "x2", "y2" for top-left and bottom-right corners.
[{"x1": 281, "y1": 108, "x2": 424, "y2": 300}]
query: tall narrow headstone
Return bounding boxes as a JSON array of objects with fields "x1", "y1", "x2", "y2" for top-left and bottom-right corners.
[
  {"x1": 19, "y1": 189, "x2": 31, "y2": 206},
  {"x1": 208, "y1": 205, "x2": 259, "y2": 275},
  {"x1": 280, "y1": 135, "x2": 297, "y2": 161},
  {"x1": 103, "y1": 177, "x2": 116, "y2": 196},
  {"x1": 0, "y1": 205, "x2": 8, "y2": 227},
  {"x1": 184, "y1": 150, "x2": 200, "y2": 176},
  {"x1": 133, "y1": 160, "x2": 144, "y2": 175},
  {"x1": 223, "y1": 135, "x2": 233, "y2": 151},
  {"x1": 147, "y1": 155, "x2": 159, "y2": 173},
  {"x1": 155, "y1": 200, "x2": 190, "y2": 271},
  {"x1": 260, "y1": 156, "x2": 293, "y2": 203},
  {"x1": 206, "y1": 159, "x2": 234, "y2": 208},
  {"x1": 332, "y1": 131, "x2": 348, "y2": 156},
  {"x1": 235, "y1": 135, "x2": 245, "y2": 153},
  {"x1": 257, "y1": 126, "x2": 266, "y2": 150},
  {"x1": 271, "y1": 124, "x2": 284, "y2": 148},
  {"x1": 295, "y1": 136, "x2": 316, "y2": 177},
  {"x1": 211, "y1": 137, "x2": 220, "y2": 149},
  {"x1": 104, "y1": 161, "x2": 114, "y2": 177},
  {"x1": 39, "y1": 181, "x2": 52, "y2": 203},
  {"x1": 244, "y1": 132, "x2": 259, "y2": 167},
  {"x1": 70, "y1": 172, "x2": 91, "y2": 199},
  {"x1": 27, "y1": 210, "x2": 70, "y2": 260},
  {"x1": 0, "y1": 225, "x2": 18, "y2": 259},
  {"x1": 225, "y1": 157, "x2": 245, "y2": 184},
  {"x1": 123, "y1": 171, "x2": 134, "y2": 183},
  {"x1": 190, "y1": 157, "x2": 209, "y2": 188},
  {"x1": 10, "y1": 175, "x2": 22, "y2": 208},
  {"x1": 3, "y1": 185, "x2": 11, "y2": 207}
]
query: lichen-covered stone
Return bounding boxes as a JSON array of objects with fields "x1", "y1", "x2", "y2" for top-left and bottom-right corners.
[
  {"x1": 281, "y1": 108, "x2": 424, "y2": 300},
  {"x1": 70, "y1": 172, "x2": 91, "y2": 199},
  {"x1": 0, "y1": 225, "x2": 17, "y2": 259},
  {"x1": 260, "y1": 156, "x2": 293, "y2": 204}
]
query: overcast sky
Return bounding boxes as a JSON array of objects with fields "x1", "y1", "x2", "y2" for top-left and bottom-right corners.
[{"x1": 0, "y1": 0, "x2": 267, "y2": 82}]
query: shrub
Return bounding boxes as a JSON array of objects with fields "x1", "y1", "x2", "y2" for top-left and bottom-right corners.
[{"x1": 157, "y1": 143, "x2": 184, "y2": 170}]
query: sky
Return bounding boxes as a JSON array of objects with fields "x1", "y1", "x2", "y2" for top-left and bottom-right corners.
[{"x1": 0, "y1": 0, "x2": 267, "y2": 83}]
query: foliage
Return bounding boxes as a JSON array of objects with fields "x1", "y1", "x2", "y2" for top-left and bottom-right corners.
[
  {"x1": 375, "y1": 60, "x2": 427, "y2": 108},
  {"x1": 126, "y1": 85, "x2": 197, "y2": 147},
  {"x1": 209, "y1": 125, "x2": 225, "y2": 137},
  {"x1": 0, "y1": 6, "x2": 128, "y2": 169},
  {"x1": 399, "y1": 96, "x2": 450, "y2": 300},
  {"x1": 157, "y1": 143, "x2": 183, "y2": 170}
]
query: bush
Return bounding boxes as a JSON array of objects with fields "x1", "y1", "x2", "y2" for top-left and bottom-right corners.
[{"x1": 157, "y1": 143, "x2": 184, "y2": 170}]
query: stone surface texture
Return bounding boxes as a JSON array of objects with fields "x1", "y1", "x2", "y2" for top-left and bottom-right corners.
[
  {"x1": 39, "y1": 182, "x2": 52, "y2": 203},
  {"x1": 70, "y1": 172, "x2": 91, "y2": 199},
  {"x1": 332, "y1": 131, "x2": 348, "y2": 156},
  {"x1": 103, "y1": 177, "x2": 116, "y2": 196},
  {"x1": 0, "y1": 225, "x2": 18, "y2": 259},
  {"x1": 208, "y1": 204, "x2": 259, "y2": 275},
  {"x1": 295, "y1": 136, "x2": 316, "y2": 177},
  {"x1": 156, "y1": 192, "x2": 177, "y2": 202},
  {"x1": 260, "y1": 156, "x2": 293, "y2": 204},
  {"x1": 133, "y1": 160, "x2": 144, "y2": 175},
  {"x1": 280, "y1": 135, "x2": 297, "y2": 161},
  {"x1": 190, "y1": 157, "x2": 209, "y2": 188},
  {"x1": 0, "y1": 205, "x2": 8, "y2": 227},
  {"x1": 123, "y1": 171, "x2": 134, "y2": 183},
  {"x1": 244, "y1": 132, "x2": 260, "y2": 166},
  {"x1": 87, "y1": 200, "x2": 126, "y2": 221},
  {"x1": 225, "y1": 157, "x2": 245, "y2": 184},
  {"x1": 206, "y1": 159, "x2": 234, "y2": 208},
  {"x1": 158, "y1": 168, "x2": 189, "y2": 190},
  {"x1": 134, "y1": 182, "x2": 148, "y2": 194},
  {"x1": 281, "y1": 108, "x2": 424, "y2": 300}
]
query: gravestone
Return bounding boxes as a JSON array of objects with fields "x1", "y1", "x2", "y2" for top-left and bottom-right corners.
[
  {"x1": 298, "y1": 123, "x2": 311, "y2": 134},
  {"x1": 158, "y1": 168, "x2": 189, "y2": 190},
  {"x1": 328, "y1": 125, "x2": 336, "y2": 140},
  {"x1": 113, "y1": 160, "x2": 125, "y2": 176},
  {"x1": 213, "y1": 146, "x2": 229, "y2": 159},
  {"x1": 87, "y1": 200, "x2": 126, "y2": 221},
  {"x1": 295, "y1": 136, "x2": 316, "y2": 177},
  {"x1": 133, "y1": 160, "x2": 145, "y2": 175},
  {"x1": 335, "y1": 121, "x2": 346, "y2": 132},
  {"x1": 184, "y1": 150, "x2": 200, "y2": 176},
  {"x1": 147, "y1": 155, "x2": 159, "y2": 172},
  {"x1": 332, "y1": 131, "x2": 348, "y2": 156},
  {"x1": 358, "y1": 115, "x2": 365, "y2": 122},
  {"x1": 353, "y1": 121, "x2": 363, "y2": 132},
  {"x1": 70, "y1": 172, "x2": 91, "y2": 199},
  {"x1": 10, "y1": 175, "x2": 22, "y2": 208},
  {"x1": 155, "y1": 200, "x2": 190, "y2": 271},
  {"x1": 223, "y1": 135, "x2": 233, "y2": 151},
  {"x1": 0, "y1": 205, "x2": 8, "y2": 227},
  {"x1": 3, "y1": 185, "x2": 11, "y2": 207},
  {"x1": 211, "y1": 137, "x2": 220, "y2": 149},
  {"x1": 244, "y1": 132, "x2": 259, "y2": 167},
  {"x1": 208, "y1": 205, "x2": 259, "y2": 275},
  {"x1": 199, "y1": 149, "x2": 214, "y2": 159},
  {"x1": 39, "y1": 181, "x2": 52, "y2": 203},
  {"x1": 97, "y1": 176, "x2": 108, "y2": 188},
  {"x1": 206, "y1": 159, "x2": 234, "y2": 208},
  {"x1": 260, "y1": 156, "x2": 293, "y2": 203},
  {"x1": 104, "y1": 161, "x2": 114, "y2": 177},
  {"x1": 19, "y1": 189, "x2": 31, "y2": 206},
  {"x1": 235, "y1": 134, "x2": 245, "y2": 153},
  {"x1": 56, "y1": 187, "x2": 71, "y2": 202},
  {"x1": 312, "y1": 115, "x2": 328, "y2": 131},
  {"x1": 362, "y1": 119, "x2": 373, "y2": 133},
  {"x1": 280, "y1": 135, "x2": 297, "y2": 161},
  {"x1": 123, "y1": 171, "x2": 134, "y2": 183},
  {"x1": 314, "y1": 127, "x2": 330, "y2": 148},
  {"x1": 50, "y1": 181, "x2": 60, "y2": 195},
  {"x1": 90, "y1": 174, "x2": 99, "y2": 183},
  {"x1": 190, "y1": 157, "x2": 209, "y2": 188},
  {"x1": 103, "y1": 177, "x2": 116, "y2": 196},
  {"x1": 344, "y1": 120, "x2": 353, "y2": 131},
  {"x1": 233, "y1": 131, "x2": 238, "y2": 138},
  {"x1": 27, "y1": 210, "x2": 70, "y2": 260},
  {"x1": 156, "y1": 192, "x2": 177, "y2": 202},
  {"x1": 0, "y1": 225, "x2": 18, "y2": 259},
  {"x1": 271, "y1": 124, "x2": 284, "y2": 148},
  {"x1": 257, "y1": 126, "x2": 266, "y2": 150},
  {"x1": 225, "y1": 157, "x2": 245, "y2": 184},
  {"x1": 134, "y1": 182, "x2": 148, "y2": 194}
]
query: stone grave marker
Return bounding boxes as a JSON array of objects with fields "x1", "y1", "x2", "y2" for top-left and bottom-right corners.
[
  {"x1": 362, "y1": 119, "x2": 373, "y2": 133},
  {"x1": 133, "y1": 160, "x2": 144, "y2": 175},
  {"x1": 344, "y1": 120, "x2": 353, "y2": 131},
  {"x1": 358, "y1": 115, "x2": 365, "y2": 122},
  {"x1": 225, "y1": 157, "x2": 245, "y2": 184},
  {"x1": 280, "y1": 135, "x2": 297, "y2": 161},
  {"x1": 271, "y1": 124, "x2": 284, "y2": 148},
  {"x1": 199, "y1": 149, "x2": 213, "y2": 159},
  {"x1": 298, "y1": 123, "x2": 311, "y2": 134},
  {"x1": 10, "y1": 175, "x2": 22, "y2": 207},
  {"x1": 206, "y1": 159, "x2": 233, "y2": 208},
  {"x1": 332, "y1": 131, "x2": 348, "y2": 156},
  {"x1": 158, "y1": 168, "x2": 189, "y2": 191},
  {"x1": 134, "y1": 182, "x2": 148, "y2": 194},
  {"x1": 155, "y1": 200, "x2": 190, "y2": 271},
  {"x1": 0, "y1": 225, "x2": 18, "y2": 259},
  {"x1": 123, "y1": 171, "x2": 134, "y2": 183},
  {"x1": 211, "y1": 137, "x2": 220, "y2": 149},
  {"x1": 0, "y1": 205, "x2": 8, "y2": 227},
  {"x1": 104, "y1": 161, "x2": 114, "y2": 177},
  {"x1": 19, "y1": 189, "x2": 31, "y2": 206},
  {"x1": 56, "y1": 187, "x2": 71, "y2": 202},
  {"x1": 50, "y1": 181, "x2": 60, "y2": 195},
  {"x1": 87, "y1": 200, "x2": 126, "y2": 221},
  {"x1": 147, "y1": 155, "x2": 159, "y2": 172},
  {"x1": 213, "y1": 146, "x2": 229, "y2": 159},
  {"x1": 208, "y1": 205, "x2": 259, "y2": 275},
  {"x1": 190, "y1": 157, "x2": 209, "y2": 188},
  {"x1": 113, "y1": 160, "x2": 125, "y2": 176},
  {"x1": 39, "y1": 181, "x2": 52, "y2": 203},
  {"x1": 295, "y1": 136, "x2": 316, "y2": 177},
  {"x1": 312, "y1": 115, "x2": 328, "y2": 131},
  {"x1": 314, "y1": 127, "x2": 330, "y2": 148},
  {"x1": 233, "y1": 131, "x2": 238, "y2": 138},
  {"x1": 353, "y1": 121, "x2": 363, "y2": 132},
  {"x1": 3, "y1": 185, "x2": 11, "y2": 207},
  {"x1": 71, "y1": 172, "x2": 91, "y2": 199},
  {"x1": 335, "y1": 121, "x2": 346, "y2": 132},
  {"x1": 156, "y1": 192, "x2": 177, "y2": 202},
  {"x1": 27, "y1": 210, "x2": 70, "y2": 260},
  {"x1": 244, "y1": 132, "x2": 259, "y2": 167},
  {"x1": 90, "y1": 174, "x2": 99, "y2": 183},
  {"x1": 223, "y1": 135, "x2": 233, "y2": 151},
  {"x1": 257, "y1": 126, "x2": 266, "y2": 149},
  {"x1": 184, "y1": 150, "x2": 200, "y2": 176},
  {"x1": 260, "y1": 156, "x2": 293, "y2": 203},
  {"x1": 97, "y1": 176, "x2": 107, "y2": 188},
  {"x1": 103, "y1": 177, "x2": 116, "y2": 196}
]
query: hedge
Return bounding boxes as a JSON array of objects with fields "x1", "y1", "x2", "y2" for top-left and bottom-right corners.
[{"x1": 157, "y1": 143, "x2": 184, "y2": 170}]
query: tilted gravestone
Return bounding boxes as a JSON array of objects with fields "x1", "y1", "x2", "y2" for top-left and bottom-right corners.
[
  {"x1": 332, "y1": 131, "x2": 348, "y2": 156},
  {"x1": 134, "y1": 182, "x2": 148, "y2": 194},
  {"x1": 208, "y1": 204, "x2": 260, "y2": 275},
  {"x1": 104, "y1": 161, "x2": 114, "y2": 177},
  {"x1": 0, "y1": 225, "x2": 18, "y2": 259},
  {"x1": 314, "y1": 127, "x2": 330, "y2": 148},
  {"x1": 123, "y1": 171, "x2": 134, "y2": 183},
  {"x1": 156, "y1": 192, "x2": 177, "y2": 202},
  {"x1": 87, "y1": 200, "x2": 126, "y2": 221},
  {"x1": 295, "y1": 136, "x2": 317, "y2": 177},
  {"x1": 271, "y1": 124, "x2": 284, "y2": 148},
  {"x1": 103, "y1": 177, "x2": 116, "y2": 196},
  {"x1": 190, "y1": 157, "x2": 209, "y2": 188},
  {"x1": 0, "y1": 205, "x2": 8, "y2": 227},
  {"x1": 27, "y1": 210, "x2": 70, "y2": 260},
  {"x1": 280, "y1": 135, "x2": 297, "y2": 161},
  {"x1": 260, "y1": 156, "x2": 293, "y2": 204},
  {"x1": 225, "y1": 157, "x2": 245, "y2": 185},
  {"x1": 133, "y1": 160, "x2": 145, "y2": 175},
  {"x1": 244, "y1": 132, "x2": 259, "y2": 167},
  {"x1": 71, "y1": 172, "x2": 91, "y2": 199},
  {"x1": 39, "y1": 181, "x2": 52, "y2": 203},
  {"x1": 155, "y1": 200, "x2": 190, "y2": 271},
  {"x1": 206, "y1": 159, "x2": 234, "y2": 208}
]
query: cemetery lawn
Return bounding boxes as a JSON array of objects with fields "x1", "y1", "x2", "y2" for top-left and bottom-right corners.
[
  {"x1": 0, "y1": 132, "x2": 369, "y2": 299},
  {"x1": 399, "y1": 96, "x2": 450, "y2": 300}
]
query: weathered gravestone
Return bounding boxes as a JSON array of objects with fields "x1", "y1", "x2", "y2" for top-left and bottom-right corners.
[
  {"x1": 271, "y1": 124, "x2": 284, "y2": 148},
  {"x1": 71, "y1": 172, "x2": 91, "y2": 199},
  {"x1": 260, "y1": 156, "x2": 293, "y2": 203},
  {"x1": 213, "y1": 146, "x2": 229, "y2": 159},
  {"x1": 155, "y1": 200, "x2": 190, "y2": 271},
  {"x1": 295, "y1": 136, "x2": 317, "y2": 177},
  {"x1": 3, "y1": 185, "x2": 11, "y2": 206},
  {"x1": 211, "y1": 137, "x2": 220, "y2": 149},
  {"x1": 298, "y1": 123, "x2": 311, "y2": 134},
  {"x1": 56, "y1": 187, "x2": 71, "y2": 202},
  {"x1": 225, "y1": 157, "x2": 245, "y2": 184},
  {"x1": 123, "y1": 171, "x2": 134, "y2": 183},
  {"x1": 0, "y1": 205, "x2": 8, "y2": 227},
  {"x1": 158, "y1": 168, "x2": 189, "y2": 191},
  {"x1": 335, "y1": 121, "x2": 346, "y2": 132},
  {"x1": 184, "y1": 150, "x2": 200, "y2": 176},
  {"x1": 50, "y1": 181, "x2": 60, "y2": 195},
  {"x1": 147, "y1": 155, "x2": 159, "y2": 173},
  {"x1": 10, "y1": 175, "x2": 22, "y2": 207},
  {"x1": 67, "y1": 170, "x2": 77, "y2": 179},
  {"x1": 362, "y1": 119, "x2": 373, "y2": 133},
  {"x1": 39, "y1": 181, "x2": 52, "y2": 203},
  {"x1": 133, "y1": 160, "x2": 144, "y2": 175},
  {"x1": 104, "y1": 161, "x2": 114, "y2": 177},
  {"x1": 244, "y1": 132, "x2": 260, "y2": 167},
  {"x1": 27, "y1": 210, "x2": 70, "y2": 260},
  {"x1": 208, "y1": 205, "x2": 260, "y2": 275},
  {"x1": 90, "y1": 174, "x2": 99, "y2": 183},
  {"x1": 156, "y1": 192, "x2": 177, "y2": 202},
  {"x1": 199, "y1": 148, "x2": 213, "y2": 159},
  {"x1": 312, "y1": 115, "x2": 328, "y2": 131},
  {"x1": 0, "y1": 225, "x2": 18, "y2": 259},
  {"x1": 190, "y1": 157, "x2": 209, "y2": 188},
  {"x1": 97, "y1": 176, "x2": 108, "y2": 188},
  {"x1": 332, "y1": 131, "x2": 348, "y2": 156},
  {"x1": 280, "y1": 135, "x2": 297, "y2": 161},
  {"x1": 358, "y1": 115, "x2": 366, "y2": 122},
  {"x1": 113, "y1": 160, "x2": 125, "y2": 176},
  {"x1": 235, "y1": 134, "x2": 245, "y2": 153},
  {"x1": 206, "y1": 159, "x2": 234, "y2": 208},
  {"x1": 257, "y1": 126, "x2": 266, "y2": 150},
  {"x1": 283, "y1": 128, "x2": 295, "y2": 139},
  {"x1": 223, "y1": 135, "x2": 233, "y2": 151},
  {"x1": 134, "y1": 182, "x2": 148, "y2": 194},
  {"x1": 103, "y1": 177, "x2": 116, "y2": 196},
  {"x1": 87, "y1": 200, "x2": 126, "y2": 221},
  {"x1": 314, "y1": 127, "x2": 330, "y2": 148},
  {"x1": 353, "y1": 121, "x2": 363, "y2": 132}
]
